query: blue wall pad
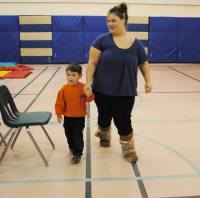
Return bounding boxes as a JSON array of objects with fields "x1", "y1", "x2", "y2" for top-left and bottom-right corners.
[
  {"x1": 178, "y1": 17, "x2": 200, "y2": 32},
  {"x1": 128, "y1": 24, "x2": 148, "y2": 32},
  {"x1": 19, "y1": 16, "x2": 52, "y2": 64},
  {"x1": 0, "y1": 32, "x2": 20, "y2": 62},
  {"x1": 149, "y1": 17, "x2": 178, "y2": 62},
  {"x1": 148, "y1": 32, "x2": 177, "y2": 62},
  {"x1": 52, "y1": 16, "x2": 84, "y2": 63},
  {"x1": 52, "y1": 32, "x2": 84, "y2": 63},
  {"x1": 1, "y1": 15, "x2": 199, "y2": 64},
  {"x1": 84, "y1": 16, "x2": 108, "y2": 32},
  {"x1": 21, "y1": 56, "x2": 52, "y2": 64},
  {"x1": 178, "y1": 33, "x2": 200, "y2": 62},
  {"x1": 0, "y1": 16, "x2": 20, "y2": 62},
  {"x1": 177, "y1": 18, "x2": 200, "y2": 62},
  {"x1": 20, "y1": 24, "x2": 52, "y2": 32},
  {"x1": 83, "y1": 16, "x2": 108, "y2": 62},
  {"x1": 52, "y1": 16, "x2": 83, "y2": 32},
  {"x1": 150, "y1": 17, "x2": 178, "y2": 32},
  {"x1": 83, "y1": 32, "x2": 105, "y2": 62},
  {"x1": 0, "y1": 16, "x2": 19, "y2": 32},
  {"x1": 20, "y1": 41, "x2": 52, "y2": 48}
]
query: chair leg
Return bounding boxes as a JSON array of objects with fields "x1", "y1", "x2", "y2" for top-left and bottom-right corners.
[
  {"x1": 41, "y1": 125, "x2": 55, "y2": 149},
  {"x1": 10, "y1": 127, "x2": 22, "y2": 149},
  {"x1": 26, "y1": 127, "x2": 48, "y2": 166},
  {"x1": 0, "y1": 129, "x2": 18, "y2": 164},
  {"x1": 0, "y1": 132, "x2": 7, "y2": 146}
]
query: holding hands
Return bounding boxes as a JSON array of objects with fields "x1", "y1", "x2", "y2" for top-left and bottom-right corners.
[{"x1": 83, "y1": 84, "x2": 93, "y2": 97}]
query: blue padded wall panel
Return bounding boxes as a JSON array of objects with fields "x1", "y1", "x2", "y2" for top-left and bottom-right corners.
[
  {"x1": 21, "y1": 56, "x2": 52, "y2": 64},
  {"x1": 149, "y1": 17, "x2": 178, "y2": 62},
  {"x1": 52, "y1": 32, "x2": 84, "y2": 63},
  {"x1": 128, "y1": 24, "x2": 148, "y2": 32},
  {"x1": 178, "y1": 18, "x2": 200, "y2": 62},
  {"x1": 178, "y1": 18, "x2": 200, "y2": 32},
  {"x1": 52, "y1": 16, "x2": 84, "y2": 63},
  {"x1": 0, "y1": 16, "x2": 19, "y2": 32},
  {"x1": 20, "y1": 24, "x2": 52, "y2": 32},
  {"x1": 0, "y1": 16, "x2": 20, "y2": 62},
  {"x1": 84, "y1": 16, "x2": 108, "y2": 32},
  {"x1": 0, "y1": 32, "x2": 20, "y2": 62},
  {"x1": 0, "y1": 32, "x2": 19, "y2": 46},
  {"x1": 83, "y1": 16, "x2": 108, "y2": 62},
  {"x1": 83, "y1": 32, "x2": 105, "y2": 62},
  {"x1": 19, "y1": 16, "x2": 52, "y2": 64},
  {"x1": 178, "y1": 33, "x2": 200, "y2": 62},
  {"x1": 52, "y1": 16, "x2": 83, "y2": 32},
  {"x1": 148, "y1": 32, "x2": 177, "y2": 62},
  {"x1": 150, "y1": 17, "x2": 178, "y2": 32},
  {"x1": 20, "y1": 41, "x2": 52, "y2": 48}
]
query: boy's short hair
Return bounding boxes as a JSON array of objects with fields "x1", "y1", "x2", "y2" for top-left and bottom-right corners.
[{"x1": 66, "y1": 64, "x2": 82, "y2": 75}]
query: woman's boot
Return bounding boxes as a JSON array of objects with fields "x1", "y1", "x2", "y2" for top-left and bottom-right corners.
[
  {"x1": 120, "y1": 132, "x2": 138, "y2": 162},
  {"x1": 95, "y1": 126, "x2": 111, "y2": 147}
]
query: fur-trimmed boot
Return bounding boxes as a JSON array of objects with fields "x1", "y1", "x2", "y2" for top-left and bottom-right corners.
[
  {"x1": 95, "y1": 126, "x2": 111, "y2": 147},
  {"x1": 120, "y1": 133, "x2": 138, "y2": 162}
]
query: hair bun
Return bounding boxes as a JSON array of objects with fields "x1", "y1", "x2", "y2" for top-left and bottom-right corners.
[{"x1": 119, "y1": 2, "x2": 127, "y2": 12}]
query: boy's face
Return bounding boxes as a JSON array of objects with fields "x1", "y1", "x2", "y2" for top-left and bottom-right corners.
[{"x1": 66, "y1": 70, "x2": 82, "y2": 85}]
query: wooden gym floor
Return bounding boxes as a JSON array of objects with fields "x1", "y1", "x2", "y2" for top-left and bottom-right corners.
[{"x1": 0, "y1": 64, "x2": 200, "y2": 198}]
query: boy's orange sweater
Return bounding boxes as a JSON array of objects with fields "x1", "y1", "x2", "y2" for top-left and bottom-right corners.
[{"x1": 55, "y1": 82, "x2": 94, "y2": 117}]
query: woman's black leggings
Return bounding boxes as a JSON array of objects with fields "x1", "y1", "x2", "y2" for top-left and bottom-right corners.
[{"x1": 94, "y1": 91, "x2": 135, "y2": 136}]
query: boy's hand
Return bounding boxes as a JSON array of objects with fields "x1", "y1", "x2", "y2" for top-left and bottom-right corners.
[{"x1": 57, "y1": 116, "x2": 62, "y2": 123}]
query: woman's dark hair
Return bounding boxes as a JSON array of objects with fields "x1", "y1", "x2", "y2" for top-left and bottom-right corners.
[
  {"x1": 66, "y1": 64, "x2": 82, "y2": 74},
  {"x1": 108, "y1": 2, "x2": 128, "y2": 26}
]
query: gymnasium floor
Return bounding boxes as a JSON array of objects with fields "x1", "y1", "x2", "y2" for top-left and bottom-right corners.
[{"x1": 0, "y1": 64, "x2": 200, "y2": 198}]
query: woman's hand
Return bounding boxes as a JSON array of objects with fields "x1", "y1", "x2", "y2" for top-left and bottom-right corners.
[
  {"x1": 145, "y1": 82, "x2": 152, "y2": 93},
  {"x1": 83, "y1": 84, "x2": 93, "y2": 97}
]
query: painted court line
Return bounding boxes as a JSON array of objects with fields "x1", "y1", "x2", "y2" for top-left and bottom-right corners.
[
  {"x1": 85, "y1": 104, "x2": 92, "y2": 198},
  {"x1": 0, "y1": 174, "x2": 199, "y2": 185},
  {"x1": 169, "y1": 66, "x2": 200, "y2": 83},
  {"x1": 136, "y1": 134, "x2": 200, "y2": 174}
]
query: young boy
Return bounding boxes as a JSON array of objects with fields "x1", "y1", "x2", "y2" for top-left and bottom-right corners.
[{"x1": 55, "y1": 64, "x2": 94, "y2": 164}]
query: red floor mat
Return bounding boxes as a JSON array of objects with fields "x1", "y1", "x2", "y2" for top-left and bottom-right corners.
[
  {"x1": 2, "y1": 70, "x2": 32, "y2": 79},
  {"x1": 0, "y1": 64, "x2": 33, "y2": 71}
]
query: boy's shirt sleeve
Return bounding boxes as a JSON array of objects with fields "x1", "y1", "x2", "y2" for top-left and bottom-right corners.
[{"x1": 55, "y1": 88, "x2": 66, "y2": 117}]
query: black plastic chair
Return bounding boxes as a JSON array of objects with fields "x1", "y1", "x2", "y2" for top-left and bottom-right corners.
[
  {"x1": 0, "y1": 85, "x2": 55, "y2": 166},
  {"x1": 0, "y1": 122, "x2": 7, "y2": 146}
]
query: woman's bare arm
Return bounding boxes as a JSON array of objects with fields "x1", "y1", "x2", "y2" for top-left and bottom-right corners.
[
  {"x1": 86, "y1": 46, "x2": 101, "y2": 86},
  {"x1": 139, "y1": 61, "x2": 152, "y2": 93}
]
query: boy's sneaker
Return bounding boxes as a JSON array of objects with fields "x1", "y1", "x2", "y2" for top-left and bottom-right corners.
[{"x1": 71, "y1": 156, "x2": 81, "y2": 164}]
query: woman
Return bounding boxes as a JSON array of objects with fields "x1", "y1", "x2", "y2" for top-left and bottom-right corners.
[{"x1": 85, "y1": 2, "x2": 152, "y2": 162}]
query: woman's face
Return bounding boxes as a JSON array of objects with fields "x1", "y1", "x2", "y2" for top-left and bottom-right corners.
[{"x1": 106, "y1": 13, "x2": 125, "y2": 34}]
